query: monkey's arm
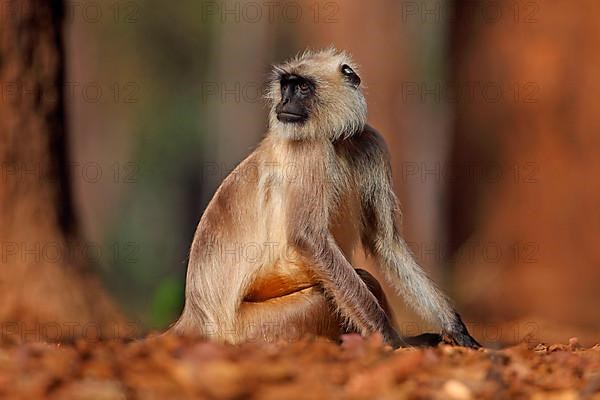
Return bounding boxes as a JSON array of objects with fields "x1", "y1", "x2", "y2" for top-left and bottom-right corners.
[
  {"x1": 291, "y1": 229, "x2": 403, "y2": 347},
  {"x1": 285, "y1": 168, "x2": 402, "y2": 347},
  {"x1": 355, "y1": 127, "x2": 480, "y2": 348}
]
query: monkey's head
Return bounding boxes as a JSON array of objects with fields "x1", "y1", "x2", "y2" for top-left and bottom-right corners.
[{"x1": 267, "y1": 48, "x2": 367, "y2": 141}]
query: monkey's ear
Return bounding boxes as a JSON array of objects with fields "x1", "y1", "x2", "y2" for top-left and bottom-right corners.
[{"x1": 341, "y1": 64, "x2": 361, "y2": 87}]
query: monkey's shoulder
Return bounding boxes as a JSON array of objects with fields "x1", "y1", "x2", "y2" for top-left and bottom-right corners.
[
  {"x1": 196, "y1": 151, "x2": 262, "y2": 229},
  {"x1": 335, "y1": 124, "x2": 391, "y2": 167}
]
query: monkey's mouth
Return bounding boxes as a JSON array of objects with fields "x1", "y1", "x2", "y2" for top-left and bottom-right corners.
[{"x1": 276, "y1": 112, "x2": 307, "y2": 123}]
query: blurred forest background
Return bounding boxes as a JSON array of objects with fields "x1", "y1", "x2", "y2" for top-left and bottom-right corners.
[{"x1": 1, "y1": 0, "x2": 599, "y2": 346}]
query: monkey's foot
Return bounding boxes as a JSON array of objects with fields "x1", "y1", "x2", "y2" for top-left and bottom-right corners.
[
  {"x1": 402, "y1": 333, "x2": 444, "y2": 347},
  {"x1": 443, "y1": 312, "x2": 482, "y2": 349}
]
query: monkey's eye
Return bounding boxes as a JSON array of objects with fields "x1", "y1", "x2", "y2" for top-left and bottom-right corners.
[
  {"x1": 298, "y1": 82, "x2": 310, "y2": 92},
  {"x1": 341, "y1": 64, "x2": 361, "y2": 87}
]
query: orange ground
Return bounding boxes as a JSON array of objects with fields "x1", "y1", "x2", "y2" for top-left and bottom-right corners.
[{"x1": 1, "y1": 334, "x2": 599, "y2": 399}]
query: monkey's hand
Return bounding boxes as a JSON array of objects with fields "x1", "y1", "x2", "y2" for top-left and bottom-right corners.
[{"x1": 442, "y1": 312, "x2": 482, "y2": 348}]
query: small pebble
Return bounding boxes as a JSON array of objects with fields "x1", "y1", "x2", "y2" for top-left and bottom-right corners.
[{"x1": 442, "y1": 379, "x2": 472, "y2": 400}]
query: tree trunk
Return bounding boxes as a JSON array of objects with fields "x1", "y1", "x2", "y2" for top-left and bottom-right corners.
[
  {"x1": 449, "y1": 0, "x2": 600, "y2": 340},
  {"x1": 0, "y1": 0, "x2": 123, "y2": 341}
]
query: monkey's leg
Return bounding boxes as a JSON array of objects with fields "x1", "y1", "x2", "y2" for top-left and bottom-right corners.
[
  {"x1": 352, "y1": 269, "x2": 445, "y2": 348},
  {"x1": 353, "y1": 268, "x2": 393, "y2": 318},
  {"x1": 347, "y1": 269, "x2": 438, "y2": 346},
  {"x1": 235, "y1": 287, "x2": 343, "y2": 344},
  {"x1": 235, "y1": 269, "x2": 397, "y2": 345}
]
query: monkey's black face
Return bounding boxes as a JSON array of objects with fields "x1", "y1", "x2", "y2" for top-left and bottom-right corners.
[{"x1": 275, "y1": 74, "x2": 315, "y2": 124}]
